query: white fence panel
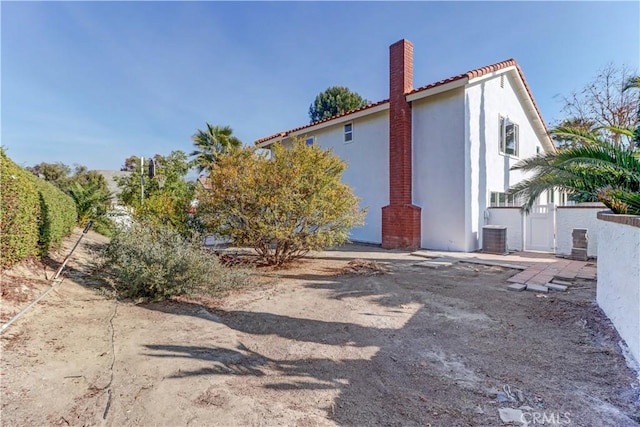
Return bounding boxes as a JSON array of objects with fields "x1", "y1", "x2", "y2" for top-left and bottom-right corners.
[
  {"x1": 486, "y1": 208, "x2": 523, "y2": 252},
  {"x1": 526, "y1": 204, "x2": 556, "y2": 252},
  {"x1": 556, "y1": 205, "x2": 606, "y2": 258}
]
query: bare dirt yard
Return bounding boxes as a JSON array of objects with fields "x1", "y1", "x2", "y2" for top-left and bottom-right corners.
[{"x1": 1, "y1": 229, "x2": 639, "y2": 426}]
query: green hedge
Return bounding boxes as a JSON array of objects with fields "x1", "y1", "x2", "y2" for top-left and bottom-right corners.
[
  {"x1": 1, "y1": 151, "x2": 40, "y2": 266},
  {"x1": 1, "y1": 151, "x2": 77, "y2": 268},
  {"x1": 27, "y1": 173, "x2": 77, "y2": 255}
]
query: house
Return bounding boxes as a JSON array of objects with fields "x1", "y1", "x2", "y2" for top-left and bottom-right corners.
[
  {"x1": 94, "y1": 170, "x2": 133, "y2": 227},
  {"x1": 255, "y1": 39, "x2": 555, "y2": 252}
]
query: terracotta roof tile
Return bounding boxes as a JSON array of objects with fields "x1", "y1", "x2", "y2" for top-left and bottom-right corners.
[
  {"x1": 256, "y1": 58, "x2": 548, "y2": 145},
  {"x1": 255, "y1": 99, "x2": 389, "y2": 144}
]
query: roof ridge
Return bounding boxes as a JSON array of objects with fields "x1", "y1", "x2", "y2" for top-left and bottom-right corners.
[{"x1": 256, "y1": 57, "x2": 548, "y2": 145}]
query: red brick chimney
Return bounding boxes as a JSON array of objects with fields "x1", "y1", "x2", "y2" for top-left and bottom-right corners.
[{"x1": 381, "y1": 39, "x2": 421, "y2": 250}]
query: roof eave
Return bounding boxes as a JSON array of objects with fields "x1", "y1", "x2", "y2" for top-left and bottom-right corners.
[
  {"x1": 256, "y1": 102, "x2": 390, "y2": 148},
  {"x1": 467, "y1": 66, "x2": 555, "y2": 153},
  {"x1": 406, "y1": 78, "x2": 468, "y2": 102}
]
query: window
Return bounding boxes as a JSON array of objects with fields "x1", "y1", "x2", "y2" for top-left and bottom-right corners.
[
  {"x1": 546, "y1": 190, "x2": 555, "y2": 204},
  {"x1": 499, "y1": 116, "x2": 519, "y2": 157},
  {"x1": 559, "y1": 192, "x2": 567, "y2": 206},
  {"x1": 490, "y1": 191, "x2": 518, "y2": 207},
  {"x1": 305, "y1": 136, "x2": 315, "y2": 146},
  {"x1": 344, "y1": 123, "x2": 353, "y2": 143}
]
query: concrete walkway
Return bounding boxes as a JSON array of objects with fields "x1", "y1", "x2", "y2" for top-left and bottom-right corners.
[{"x1": 411, "y1": 249, "x2": 596, "y2": 286}]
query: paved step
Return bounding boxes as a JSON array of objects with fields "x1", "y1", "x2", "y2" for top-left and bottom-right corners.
[
  {"x1": 547, "y1": 283, "x2": 568, "y2": 292},
  {"x1": 526, "y1": 283, "x2": 549, "y2": 293}
]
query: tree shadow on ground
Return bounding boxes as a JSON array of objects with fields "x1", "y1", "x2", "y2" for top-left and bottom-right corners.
[
  {"x1": 142, "y1": 343, "x2": 269, "y2": 377},
  {"x1": 148, "y1": 300, "x2": 396, "y2": 347},
  {"x1": 140, "y1": 263, "x2": 640, "y2": 426},
  {"x1": 141, "y1": 300, "x2": 492, "y2": 426}
]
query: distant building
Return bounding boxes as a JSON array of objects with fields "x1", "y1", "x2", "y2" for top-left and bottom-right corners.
[{"x1": 94, "y1": 170, "x2": 133, "y2": 227}]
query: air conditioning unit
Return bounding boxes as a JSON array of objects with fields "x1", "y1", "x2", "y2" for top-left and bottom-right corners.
[{"x1": 482, "y1": 225, "x2": 508, "y2": 255}]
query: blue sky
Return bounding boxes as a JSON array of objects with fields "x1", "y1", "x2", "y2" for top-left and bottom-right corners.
[{"x1": 2, "y1": 1, "x2": 639, "y2": 172}]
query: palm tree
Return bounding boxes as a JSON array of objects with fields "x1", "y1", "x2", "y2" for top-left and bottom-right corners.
[
  {"x1": 67, "y1": 181, "x2": 113, "y2": 227},
  {"x1": 508, "y1": 127, "x2": 640, "y2": 215},
  {"x1": 624, "y1": 75, "x2": 640, "y2": 148},
  {"x1": 190, "y1": 123, "x2": 242, "y2": 174}
]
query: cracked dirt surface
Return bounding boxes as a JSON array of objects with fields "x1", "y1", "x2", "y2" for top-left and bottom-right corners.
[{"x1": 1, "y1": 232, "x2": 639, "y2": 426}]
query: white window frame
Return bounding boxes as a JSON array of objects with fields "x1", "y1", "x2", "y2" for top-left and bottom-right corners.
[
  {"x1": 499, "y1": 116, "x2": 519, "y2": 157},
  {"x1": 490, "y1": 191, "x2": 518, "y2": 207},
  {"x1": 344, "y1": 122, "x2": 353, "y2": 143},
  {"x1": 546, "y1": 189, "x2": 555, "y2": 205},
  {"x1": 305, "y1": 136, "x2": 315, "y2": 146}
]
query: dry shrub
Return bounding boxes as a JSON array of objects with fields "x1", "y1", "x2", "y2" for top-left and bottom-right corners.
[{"x1": 99, "y1": 222, "x2": 251, "y2": 301}]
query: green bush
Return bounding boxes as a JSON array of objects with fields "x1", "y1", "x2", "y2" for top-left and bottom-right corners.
[
  {"x1": 1, "y1": 151, "x2": 40, "y2": 267},
  {"x1": 27, "y1": 174, "x2": 77, "y2": 255},
  {"x1": 92, "y1": 220, "x2": 116, "y2": 238},
  {"x1": 197, "y1": 140, "x2": 365, "y2": 265},
  {"x1": 100, "y1": 222, "x2": 251, "y2": 301},
  {"x1": 1, "y1": 150, "x2": 77, "y2": 268}
]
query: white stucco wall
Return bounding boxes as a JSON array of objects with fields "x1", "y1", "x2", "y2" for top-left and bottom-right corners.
[
  {"x1": 412, "y1": 89, "x2": 466, "y2": 251},
  {"x1": 556, "y1": 206, "x2": 605, "y2": 258},
  {"x1": 465, "y1": 70, "x2": 545, "y2": 251},
  {"x1": 486, "y1": 208, "x2": 523, "y2": 251},
  {"x1": 597, "y1": 215, "x2": 640, "y2": 364},
  {"x1": 295, "y1": 111, "x2": 389, "y2": 244}
]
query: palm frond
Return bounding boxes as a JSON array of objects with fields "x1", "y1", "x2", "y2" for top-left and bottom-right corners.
[
  {"x1": 623, "y1": 76, "x2": 640, "y2": 92},
  {"x1": 551, "y1": 126, "x2": 602, "y2": 145},
  {"x1": 597, "y1": 125, "x2": 635, "y2": 138}
]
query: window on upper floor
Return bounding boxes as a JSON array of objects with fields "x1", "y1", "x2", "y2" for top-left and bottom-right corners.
[
  {"x1": 490, "y1": 191, "x2": 519, "y2": 207},
  {"x1": 344, "y1": 123, "x2": 353, "y2": 143},
  {"x1": 305, "y1": 136, "x2": 315, "y2": 146},
  {"x1": 499, "y1": 116, "x2": 519, "y2": 157}
]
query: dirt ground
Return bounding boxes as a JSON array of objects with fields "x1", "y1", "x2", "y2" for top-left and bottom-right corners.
[{"x1": 1, "y1": 230, "x2": 639, "y2": 426}]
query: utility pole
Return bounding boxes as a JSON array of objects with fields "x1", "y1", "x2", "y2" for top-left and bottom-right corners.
[{"x1": 140, "y1": 156, "x2": 144, "y2": 206}]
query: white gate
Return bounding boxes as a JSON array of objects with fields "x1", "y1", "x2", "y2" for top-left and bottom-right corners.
[{"x1": 526, "y1": 204, "x2": 556, "y2": 252}]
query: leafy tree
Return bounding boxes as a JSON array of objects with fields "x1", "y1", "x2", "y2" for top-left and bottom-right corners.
[
  {"x1": 27, "y1": 161, "x2": 112, "y2": 232},
  {"x1": 67, "y1": 180, "x2": 112, "y2": 229},
  {"x1": 508, "y1": 127, "x2": 640, "y2": 214},
  {"x1": 308, "y1": 86, "x2": 369, "y2": 123},
  {"x1": 196, "y1": 139, "x2": 365, "y2": 265},
  {"x1": 27, "y1": 162, "x2": 72, "y2": 188},
  {"x1": 190, "y1": 123, "x2": 242, "y2": 174},
  {"x1": 116, "y1": 151, "x2": 195, "y2": 235},
  {"x1": 556, "y1": 64, "x2": 639, "y2": 148},
  {"x1": 120, "y1": 155, "x2": 140, "y2": 172}
]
